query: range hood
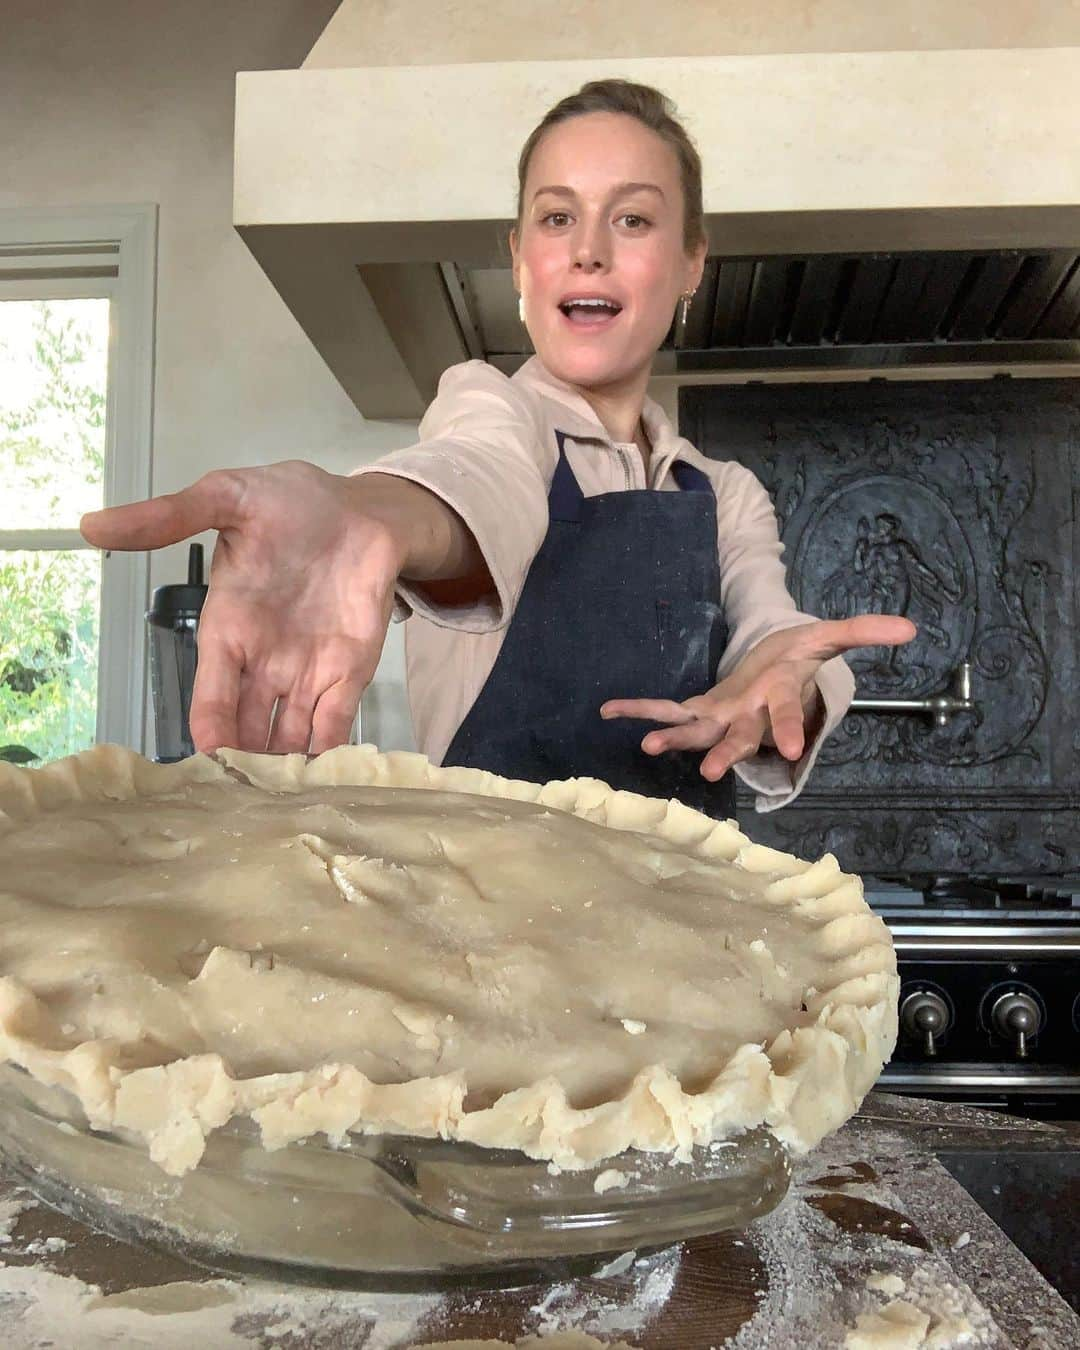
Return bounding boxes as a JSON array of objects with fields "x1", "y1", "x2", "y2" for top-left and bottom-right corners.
[
  {"x1": 233, "y1": 19, "x2": 1080, "y2": 418},
  {"x1": 667, "y1": 246, "x2": 1080, "y2": 376}
]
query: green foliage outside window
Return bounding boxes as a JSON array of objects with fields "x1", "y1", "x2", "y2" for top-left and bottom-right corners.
[
  {"x1": 0, "y1": 549, "x2": 100, "y2": 763},
  {"x1": 0, "y1": 299, "x2": 108, "y2": 764}
]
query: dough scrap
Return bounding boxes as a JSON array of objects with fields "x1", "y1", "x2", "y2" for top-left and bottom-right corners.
[
  {"x1": 0, "y1": 744, "x2": 898, "y2": 1176},
  {"x1": 845, "y1": 1300, "x2": 931, "y2": 1349},
  {"x1": 867, "y1": 1270, "x2": 907, "y2": 1295},
  {"x1": 593, "y1": 1168, "x2": 630, "y2": 1194}
]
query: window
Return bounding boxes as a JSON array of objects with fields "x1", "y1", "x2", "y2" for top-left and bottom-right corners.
[{"x1": 0, "y1": 206, "x2": 156, "y2": 763}]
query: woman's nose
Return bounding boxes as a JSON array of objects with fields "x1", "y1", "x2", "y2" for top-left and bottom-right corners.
[{"x1": 572, "y1": 221, "x2": 611, "y2": 271}]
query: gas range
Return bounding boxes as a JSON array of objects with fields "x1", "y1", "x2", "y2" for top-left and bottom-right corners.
[{"x1": 862, "y1": 873, "x2": 1080, "y2": 1115}]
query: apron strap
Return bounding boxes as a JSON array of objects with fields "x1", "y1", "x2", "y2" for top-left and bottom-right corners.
[
  {"x1": 547, "y1": 429, "x2": 586, "y2": 521},
  {"x1": 671, "y1": 458, "x2": 714, "y2": 494}
]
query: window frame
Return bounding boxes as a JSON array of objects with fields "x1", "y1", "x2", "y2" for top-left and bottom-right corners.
[{"x1": 0, "y1": 204, "x2": 157, "y2": 754}]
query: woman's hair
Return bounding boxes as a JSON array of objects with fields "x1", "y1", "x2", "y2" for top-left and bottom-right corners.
[{"x1": 514, "y1": 78, "x2": 706, "y2": 255}]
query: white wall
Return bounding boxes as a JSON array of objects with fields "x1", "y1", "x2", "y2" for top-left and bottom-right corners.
[{"x1": 0, "y1": 0, "x2": 416, "y2": 753}]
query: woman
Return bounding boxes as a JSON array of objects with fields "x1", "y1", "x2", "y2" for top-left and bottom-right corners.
[{"x1": 81, "y1": 79, "x2": 914, "y2": 818}]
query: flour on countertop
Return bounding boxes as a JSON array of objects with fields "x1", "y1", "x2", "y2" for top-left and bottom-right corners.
[
  {"x1": 19, "y1": 1235, "x2": 69, "y2": 1257},
  {"x1": 723, "y1": 1135, "x2": 1004, "y2": 1350},
  {"x1": 0, "y1": 1261, "x2": 442, "y2": 1350},
  {"x1": 0, "y1": 1205, "x2": 440, "y2": 1350},
  {"x1": 0, "y1": 1191, "x2": 37, "y2": 1245},
  {"x1": 0, "y1": 1182, "x2": 675, "y2": 1349},
  {"x1": 524, "y1": 1244, "x2": 681, "y2": 1342}
]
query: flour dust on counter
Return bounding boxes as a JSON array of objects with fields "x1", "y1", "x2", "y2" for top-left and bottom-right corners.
[
  {"x1": 0, "y1": 1173, "x2": 674, "y2": 1349},
  {"x1": 720, "y1": 1123, "x2": 1021, "y2": 1350},
  {"x1": 0, "y1": 1257, "x2": 438, "y2": 1350}
]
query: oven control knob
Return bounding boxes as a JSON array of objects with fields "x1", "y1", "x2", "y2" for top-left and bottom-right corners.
[
  {"x1": 991, "y1": 991, "x2": 1041, "y2": 1059},
  {"x1": 900, "y1": 990, "x2": 950, "y2": 1057}
]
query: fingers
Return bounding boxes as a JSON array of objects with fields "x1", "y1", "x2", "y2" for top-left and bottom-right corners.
[
  {"x1": 304, "y1": 587, "x2": 394, "y2": 754},
  {"x1": 80, "y1": 470, "x2": 245, "y2": 551},
  {"x1": 188, "y1": 628, "x2": 243, "y2": 754},
  {"x1": 199, "y1": 668, "x2": 360, "y2": 759},
  {"x1": 623, "y1": 695, "x2": 767, "y2": 780},
  {"x1": 267, "y1": 690, "x2": 319, "y2": 756},
  {"x1": 601, "y1": 698, "x2": 698, "y2": 725},
  {"x1": 216, "y1": 666, "x2": 361, "y2": 759},
  {"x1": 309, "y1": 677, "x2": 367, "y2": 756},
  {"x1": 603, "y1": 694, "x2": 730, "y2": 753},
  {"x1": 766, "y1": 681, "x2": 807, "y2": 761},
  {"x1": 642, "y1": 717, "x2": 727, "y2": 755},
  {"x1": 235, "y1": 673, "x2": 279, "y2": 754},
  {"x1": 700, "y1": 712, "x2": 768, "y2": 781}
]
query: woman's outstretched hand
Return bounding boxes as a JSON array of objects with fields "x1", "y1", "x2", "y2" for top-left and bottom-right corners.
[
  {"x1": 600, "y1": 614, "x2": 917, "y2": 781},
  {"x1": 80, "y1": 462, "x2": 484, "y2": 756}
]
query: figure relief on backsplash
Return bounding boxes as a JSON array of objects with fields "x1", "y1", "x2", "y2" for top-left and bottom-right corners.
[
  {"x1": 792, "y1": 473, "x2": 976, "y2": 700},
  {"x1": 821, "y1": 512, "x2": 964, "y2": 677}
]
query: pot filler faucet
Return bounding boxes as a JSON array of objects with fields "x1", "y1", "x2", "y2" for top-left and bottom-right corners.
[{"x1": 849, "y1": 662, "x2": 975, "y2": 729}]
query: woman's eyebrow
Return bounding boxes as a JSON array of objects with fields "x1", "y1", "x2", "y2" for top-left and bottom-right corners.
[{"x1": 532, "y1": 181, "x2": 666, "y2": 203}]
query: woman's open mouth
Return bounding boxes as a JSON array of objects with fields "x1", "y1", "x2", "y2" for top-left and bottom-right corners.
[{"x1": 558, "y1": 296, "x2": 623, "y2": 331}]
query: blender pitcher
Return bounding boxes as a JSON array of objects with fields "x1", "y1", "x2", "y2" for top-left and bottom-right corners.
[{"x1": 147, "y1": 543, "x2": 208, "y2": 762}]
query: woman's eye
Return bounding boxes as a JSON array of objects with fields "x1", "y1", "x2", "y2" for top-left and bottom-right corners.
[{"x1": 538, "y1": 212, "x2": 649, "y2": 229}]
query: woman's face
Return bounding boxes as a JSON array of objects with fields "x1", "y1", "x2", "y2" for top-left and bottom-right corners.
[{"x1": 510, "y1": 112, "x2": 706, "y2": 392}]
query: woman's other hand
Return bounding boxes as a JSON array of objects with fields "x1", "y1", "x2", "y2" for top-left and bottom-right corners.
[
  {"x1": 599, "y1": 615, "x2": 917, "y2": 781},
  {"x1": 81, "y1": 462, "x2": 485, "y2": 756}
]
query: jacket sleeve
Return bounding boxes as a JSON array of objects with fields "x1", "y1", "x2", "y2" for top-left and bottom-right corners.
[
  {"x1": 710, "y1": 459, "x2": 856, "y2": 813},
  {"x1": 348, "y1": 360, "x2": 554, "y2": 633}
]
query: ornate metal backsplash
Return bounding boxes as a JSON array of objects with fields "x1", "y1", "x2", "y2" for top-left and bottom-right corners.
[{"x1": 680, "y1": 377, "x2": 1080, "y2": 874}]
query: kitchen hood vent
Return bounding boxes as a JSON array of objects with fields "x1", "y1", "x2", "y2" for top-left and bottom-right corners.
[{"x1": 474, "y1": 247, "x2": 1080, "y2": 377}]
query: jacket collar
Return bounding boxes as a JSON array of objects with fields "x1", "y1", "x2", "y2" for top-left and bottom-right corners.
[{"x1": 511, "y1": 354, "x2": 680, "y2": 462}]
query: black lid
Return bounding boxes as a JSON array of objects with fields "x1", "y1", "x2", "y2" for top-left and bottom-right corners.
[{"x1": 147, "y1": 543, "x2": 208, "y2": 624}]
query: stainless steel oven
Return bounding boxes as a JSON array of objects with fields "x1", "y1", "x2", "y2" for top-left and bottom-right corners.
[{"x1": 866, "y1": 874, "x2": 1080, "y2": 1118}]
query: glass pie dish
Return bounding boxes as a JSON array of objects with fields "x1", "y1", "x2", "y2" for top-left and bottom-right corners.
[{"x1": 0, "y1": 1060, "x2": 791, "y2": 1290}]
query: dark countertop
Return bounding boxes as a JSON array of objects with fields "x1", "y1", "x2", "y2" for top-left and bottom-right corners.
[{"x1": 0, "y1": 1093, "x2": 1077, "y2": 1348}]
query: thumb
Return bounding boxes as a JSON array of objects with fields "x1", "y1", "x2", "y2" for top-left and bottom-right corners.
[
  {"x1": 796, "y1": 614, "x2": 918, "y2": 660},
  {"x1": 80, "y1": 471, "x2": 243, "y2": 551}
]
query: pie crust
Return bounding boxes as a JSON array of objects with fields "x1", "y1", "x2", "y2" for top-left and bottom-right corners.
[{"x1": 0, "y1": 744, "x2": 898, "y2": 1176}]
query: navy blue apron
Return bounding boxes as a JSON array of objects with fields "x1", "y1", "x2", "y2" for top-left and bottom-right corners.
[{"x1": 442, "y1": 430, "x2": 737, "y2": 819}]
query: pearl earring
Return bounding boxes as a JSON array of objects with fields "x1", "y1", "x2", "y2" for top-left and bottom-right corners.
[{"x1": 518, "y1": 294, "x2": 526, "y2": 323}]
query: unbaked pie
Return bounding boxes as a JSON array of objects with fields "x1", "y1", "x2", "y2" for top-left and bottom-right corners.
[{"x1": 0, "y1": 744, "x2": 898, "y2": 1176}]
